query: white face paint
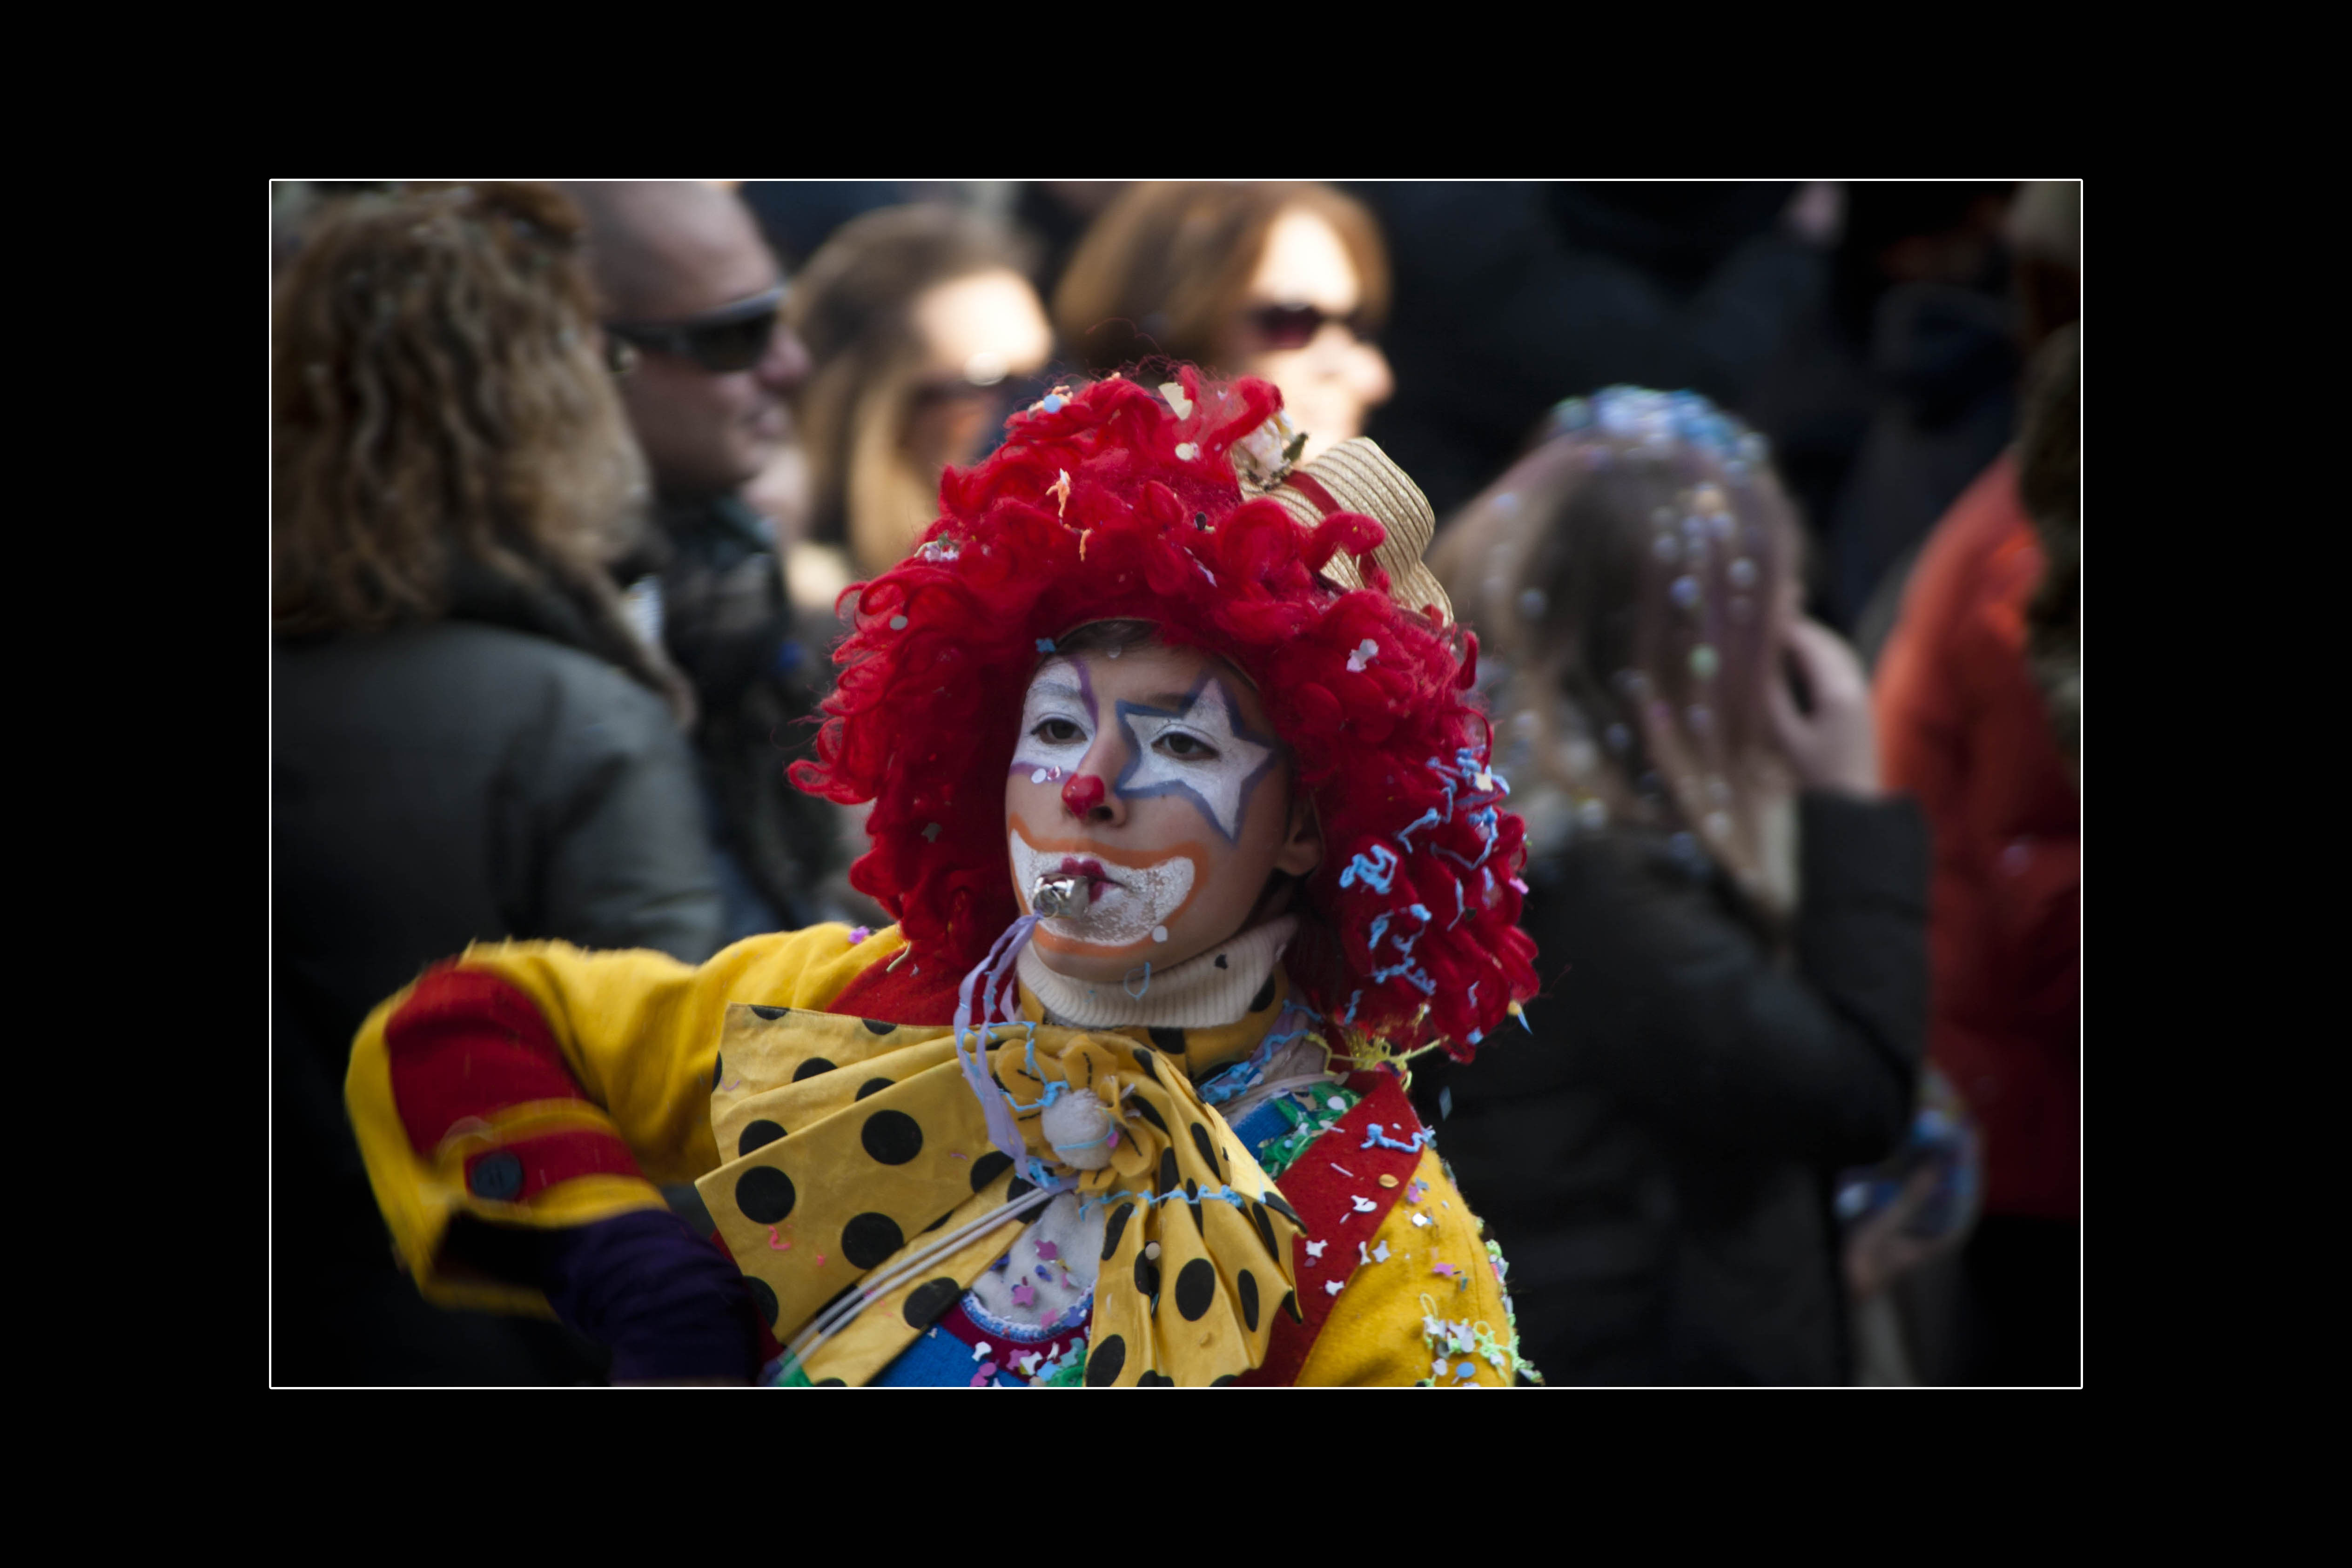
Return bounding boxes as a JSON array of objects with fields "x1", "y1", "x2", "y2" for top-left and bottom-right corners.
[
  {"x1": 1114, "y1": 676, "x2": 1279, "y2": 842},
  {"x1": 1010, "y1": 656, "x2": 1095, "y2": 784},
  {"x1": 1010, "y1": 828, "x2": 1197, "y2": 949}
]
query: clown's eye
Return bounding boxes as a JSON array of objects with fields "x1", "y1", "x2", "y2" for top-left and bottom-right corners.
[
  {"x1": 1034, "y1": 718, "x2": 1086, "y2": 745},
  {"x1": 1156, "y1": 730, "x2": 1218, "y2": 761}
]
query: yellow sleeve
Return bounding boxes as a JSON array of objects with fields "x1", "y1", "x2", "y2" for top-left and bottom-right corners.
[
  {"x1": 1294, "y1": 1146, "x2": 1525, "y2": 1387},
  {"x1": 344, "y1": 924, "x2": 906, "y2": 1315}
]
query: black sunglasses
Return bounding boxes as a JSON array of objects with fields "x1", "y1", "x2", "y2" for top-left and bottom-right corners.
[
  {"x1": 605, "y1": 286, "x2": 787, "y2": 374},
  {"x1": 1240, "y1": 302, "x2": 1374, "y2": 351}
]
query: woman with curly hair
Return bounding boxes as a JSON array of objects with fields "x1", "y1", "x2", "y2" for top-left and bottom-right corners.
[
  {"x1": 1418, "y1": 388, "x2": 1929, "y2": 1384},
  {"x1": 274, "y1": 182, "x2": 722, "y2": 1383},
  {"x1": 338, "y1": 369, "x2": 1545, "y2": 1386}
]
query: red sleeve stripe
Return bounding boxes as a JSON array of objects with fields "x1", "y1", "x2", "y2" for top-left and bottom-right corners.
[
  {"x1": 386, "y1": 965, "x2": 587, "y2": 1154},
  {"x1": 462, "y1": 1128, "x2": 647, "y2": 1205}
]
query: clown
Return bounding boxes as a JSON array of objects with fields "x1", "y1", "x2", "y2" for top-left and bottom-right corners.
[{"x1": 343, "y1": 369, "x2": 1542, "y2": 1386}]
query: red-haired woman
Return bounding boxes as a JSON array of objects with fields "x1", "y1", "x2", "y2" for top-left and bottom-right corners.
[{"x1": 341, "y1": 372, "x2": 1542, "y2": 1386}]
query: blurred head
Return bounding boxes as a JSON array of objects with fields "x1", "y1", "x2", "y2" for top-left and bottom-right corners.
[
  {"x1": 562, "y1": 181, "x2": 810, "y2": 498},
  {"x1": 272, "y1": 182, "x2": 648, "y2": 638},
  {"x1": 1053, "y1": 182, "x2": 1393, "y2": 460},
  {"x1": 792, "y1": 205, "x2": 1050, "y2": 577},
  {"x1": 1434, "y1": 388, "x2": 1803, "y2": 915}
]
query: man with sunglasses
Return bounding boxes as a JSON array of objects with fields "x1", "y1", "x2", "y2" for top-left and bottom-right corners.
[{"x1": 564, "y1": 181, "x2": 857, "y2": 943}]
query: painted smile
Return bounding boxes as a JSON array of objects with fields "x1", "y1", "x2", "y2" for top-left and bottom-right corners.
[{"x1": 1009, "y1": 819, "x2": 1202, "y2": 952}]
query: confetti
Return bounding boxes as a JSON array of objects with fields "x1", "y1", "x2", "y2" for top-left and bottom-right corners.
[
  {"x1": 949, "y1": 1151, "x2": 969, "y2": 1161},
  {"x1": 1351, "y1": 1196, "x2": 1378, "y2": 1213},
  {"x1": 1358, "y1": 1241, "x2": 1370, "y2": 1266},
  {"x1": 1411, "y1": 1213, "x2": 1431, "y2": 1228},
  {"x1": 1330, "y1": 1163, "x2": 1356, "y2": 1177},
  {"x1": 1433, "y1": 1262, "x2": 1458, "y2": 1277},
  {"x1": 973, "y1": 1342, "x2": 993, "y2": 1360},
  {"x1": 1373, "y1": 1241, "x2": 1391, "y2": 1262},
  {"x1": 1012, "y1": 1281, "x2": 1036, "y2": 1307},
  {"x1": 767, "y1": 1227, "x2": 790, "y2": 1251},
  {"x1": 846, "y1": 926, "x2": 871, "y2": 945},
  {"x1": 1327, "y1": 1098, "x2": 1348, "y2": 1111},
  {"x1": 1144, "y1": 1240, "x2": 1162, "y2": 1260},
  {"x1": 1036, "y1": 1241, "x2": 1060, "y2": 1261},
  {"x1": 1304, "y1": 1240, "x2": 1327, "y2": 1260},
  {"x1": 971, "y1": 1363, "x2": 997, "y2": 1387},
  {"x1": 1379, "y1": 1174, "x2": 1399, "y2": 1189},
  {"x1": 1432, "y1": 1359, "x2": 1451, "y2": 1379},
  {"x1": 1325, "y1": 1280, "x2": 1345, "y2": 1297}
]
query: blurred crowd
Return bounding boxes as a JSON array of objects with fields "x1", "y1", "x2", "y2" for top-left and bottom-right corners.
[{"x1": 271, "y1": 179, "x2": 2080, "y2": 1386}]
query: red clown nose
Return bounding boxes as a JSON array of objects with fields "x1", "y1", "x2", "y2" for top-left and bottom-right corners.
[{"x1": 1061, "y1": 774, "x2": 1106, "y2": 817}]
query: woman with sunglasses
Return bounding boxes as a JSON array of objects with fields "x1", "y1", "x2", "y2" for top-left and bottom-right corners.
[
  {"x1": 786, "y1": 205, "x2": 1054, "y2": 588},
  {"x1": 1053, "y1": 182, "x2": 1395, "y2": 463}
]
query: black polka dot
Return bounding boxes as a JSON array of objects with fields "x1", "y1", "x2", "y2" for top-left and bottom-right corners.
[
  {"x1": 712, "y1": 1053, "x2": 725, "y2": 1089},
  {"x1": 1101, "y1": 1202, "x2": 1136, "y2": 1261},
  {"x1": 815, "y1": 1378, "x2": 846, "y2": 1387},
  {"x1": 969, "y1": 1151, "x2": 1012, "y2": 1191},
  {"x1": 1148, "y1": 1026, "x2": 1187, "y2": 1056},
  {"x1": 1189, "y1": 1122, "x2": 1219, "y2": 1172},
  {"x1": 1238, "y1": 1268, "x2": 1260, "y2": 1331},
  {"x1": 1250, "y1": 1200, "x2": 1280, "y2": 1259},
  {"x1": 1214, "y1": 954, "x2": 1229, "y2": 970},
  {"x1": 1248, "y1": 976, "x2": 1278, "y2": 1012},
  {"x1": 735, "y1": 1166, "x2": 795, "y2": 1224},
  {"x1": 739, "y1": 1120, "x2": 786, "y2": 1157},
  {"x1": 1184, "y1": 1178, "x2": 1204, "y2": 1234},
  {"x1": 746, "y1": 1277, "x2": 779, "y2": 1327},
  {"x1": 1175, "y1": 1258, "x2": 1217, "y2": 1321},
  {"x1": 1131, "y1": 1098, "x2": 1170, "y2": 1137},
  {"x1": 1007, "y1": 1175, "x2": 1036, "y2": 1202},
  {"x1": 1134, "y1": 1252, "x2": 1160, "y2": 1302},
  {"x1": 1129, "y1": 1049, "x2": 1159, "y2": 1082},
  {"x1": 1211, "y1": 1374, "x2": 1239, "y2": 1386},
  {"x1": 1085, "y1": 1334, "x2": 1126, "y2": 1386},
  {"x1": 1136, "y1": 1369, "x2": 1175, "y2": 1386},
  {"x1": 1262, "y1": 1190, "x2": 1302, "y2": 1226},
  {"x1": 855, "y1": 1077, "x2": 894, "y2": 1100},
  {"x1": 750, "y1": 1005, "x2": 788, "y2": 1021},
  {"x1": 793, "y1": 1056, "x2": 836, "y2": 1082},
  {"x1": 1156, "y1": 1149, "x2": 1179, "y2": 1199},
  {"x1": 862, "y1": 1018, "x2": 896, "y2": 1035},
  {"x1": 840, "y1": 1212, "x2": 906, "y2": 1269},
  {"x1": 902, "y1": 1277, "x2": 962, "y2": 1328},
  {"x1": 860, "y1": 1109, "x2": 923, "y2": 1165},
  {"x1": 1281, "y1": 1289, "x2": 1303, "y2": 1323},
  {"x1": 922, "y1": 1211, "x2": 951, "y2": 1233}
]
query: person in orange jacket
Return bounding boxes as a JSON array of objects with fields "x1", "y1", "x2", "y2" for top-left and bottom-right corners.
[{"x1": 1871, "y1": 326, "x2": 2078, "y2": 1383}]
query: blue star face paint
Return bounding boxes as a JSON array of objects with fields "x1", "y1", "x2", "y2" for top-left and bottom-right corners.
[
  {"x1": 1112, "y1": 675, "x2": 1282, "y2": 843},
  {"x1": 1003, "y1": 643, "x2": 1316, "y2": 987}
]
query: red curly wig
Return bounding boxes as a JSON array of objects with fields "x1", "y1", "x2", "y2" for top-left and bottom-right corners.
[{"x1": 792, "y1": 369, "x2": 1538, "y2": 1059}]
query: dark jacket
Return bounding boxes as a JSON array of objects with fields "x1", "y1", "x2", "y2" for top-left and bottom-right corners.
[
  {"x1": 1413, "y1": 792, "x2": 1927, "y2": 1385},
  {"x1": 273, "y1": 565, "x2": 723, "y2": 1384},
  {"x1": 624, "y1": 491, "x2": 851, "y2": 940}
]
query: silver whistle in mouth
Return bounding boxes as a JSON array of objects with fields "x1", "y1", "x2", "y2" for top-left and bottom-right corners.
[{"x1": 1031, "y1": 873, "x2": 1089, "y2": 919}]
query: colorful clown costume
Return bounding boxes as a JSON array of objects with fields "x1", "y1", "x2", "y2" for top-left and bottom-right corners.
[{"x1": 349, "y1": 920, "x2": 1532, "y2": 1385}]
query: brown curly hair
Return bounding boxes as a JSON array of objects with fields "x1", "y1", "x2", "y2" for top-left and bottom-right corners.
[{"x1": 272, "y1": 182, "x2": 671, "y2": 700}]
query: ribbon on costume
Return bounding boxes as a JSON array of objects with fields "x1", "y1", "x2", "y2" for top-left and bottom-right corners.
[{"x1": 697, "y1": 1002, "x2": 1305, "y2": 1387}]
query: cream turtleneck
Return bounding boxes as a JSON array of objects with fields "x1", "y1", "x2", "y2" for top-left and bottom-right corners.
[{"x1": 1016, "y1": 916, "x2": 1297, "y2": 1029}]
